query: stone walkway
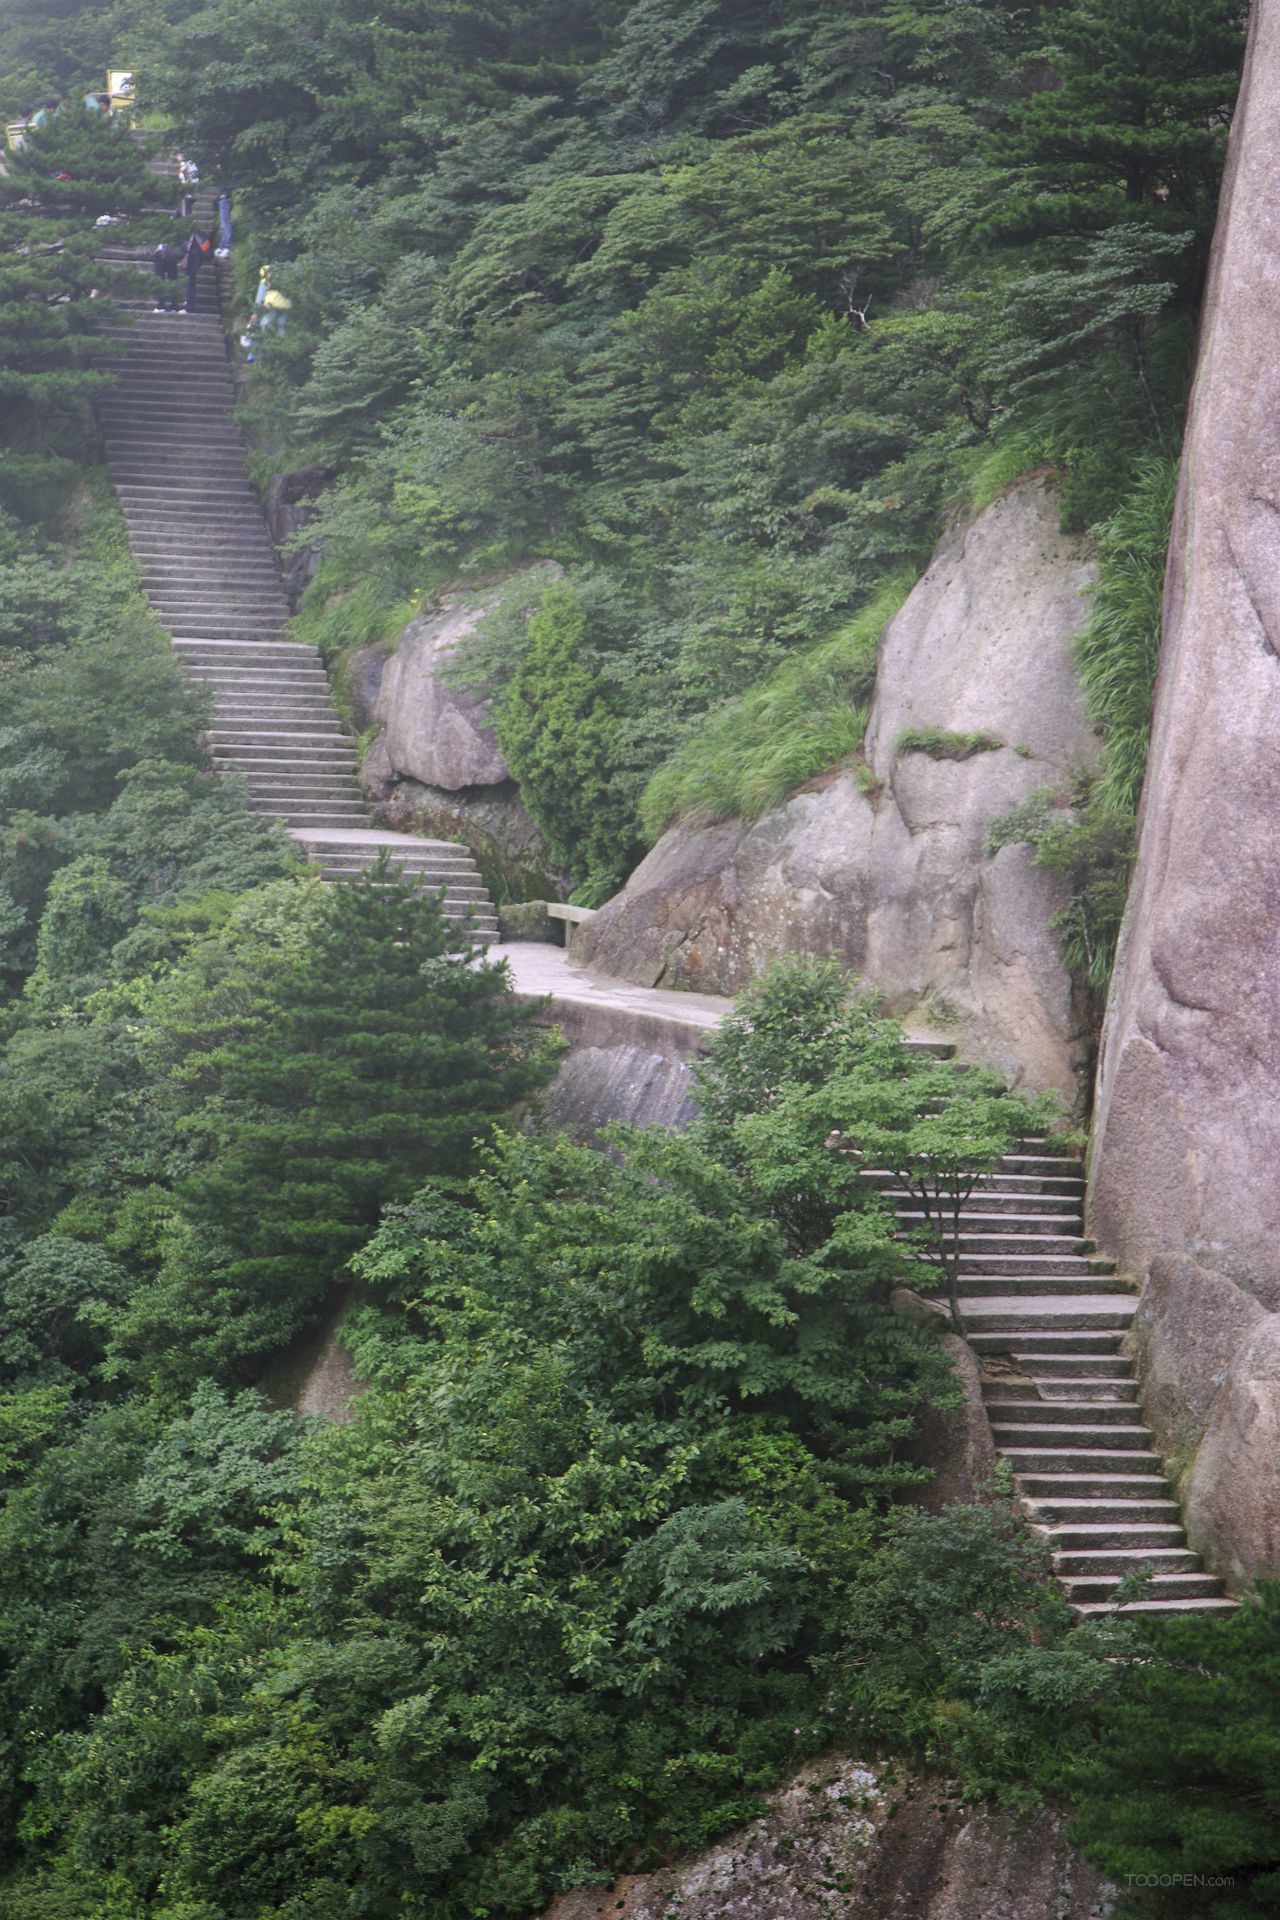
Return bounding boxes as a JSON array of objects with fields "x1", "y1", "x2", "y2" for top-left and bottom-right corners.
[{"x1": 93, "y1": 153, "x2": 496, "y2": 934}]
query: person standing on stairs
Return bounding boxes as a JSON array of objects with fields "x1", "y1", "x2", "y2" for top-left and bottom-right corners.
[
  {"x1": 176, "y1": 154, "x2": 200, "y2": 219},
  {"x1": 178, "y1": 229, "x2": 212, "y2": 314},
  {"x1": 152, "y1": 239, "x2": 183, "y2": 312},
  {"x1": 213, "y1": 185, "x2": 232, "y2": 258}
]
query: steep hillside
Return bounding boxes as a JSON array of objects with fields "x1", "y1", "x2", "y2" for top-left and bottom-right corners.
[{"x1": 2, "y1": 7, "x2": 1278, "y2": 1920}]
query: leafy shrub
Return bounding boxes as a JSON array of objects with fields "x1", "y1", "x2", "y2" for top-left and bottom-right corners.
[
  {"x1": 497, "y1": 581, "x2": 642, "y2": 893},
  {"x1": 895, "y1": 727, "x2": 1005, "y2": 759}
]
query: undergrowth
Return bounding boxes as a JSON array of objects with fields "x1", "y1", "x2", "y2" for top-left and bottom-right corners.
[{"x1": 641, "y1": 576, "x2": 912, "y2": 838}]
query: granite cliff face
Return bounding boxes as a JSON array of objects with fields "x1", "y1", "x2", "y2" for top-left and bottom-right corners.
[
  {"x1": 1090, "y1": 0, "x2": 1280, "y2": 1307},
  {"x1": 1087, "y1": 1, "x2": 1280, "y2": 1577},
  {"x1": 577, "y1": 478, "x2": 1099, "y2": 1097}
]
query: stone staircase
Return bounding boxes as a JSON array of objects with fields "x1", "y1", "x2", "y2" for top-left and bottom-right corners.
[
  {"x1": 93, "y1": 153, "x2": 498, "y2": 938},
  {"x1": 881, "y1": 1144, "x2": 1234, "y2": 1617}
]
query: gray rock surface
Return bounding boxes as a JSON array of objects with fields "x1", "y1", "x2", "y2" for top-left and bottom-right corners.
[
  {"x1": 542, "y1": 1044, "x2": 699, "y2": 1138},
  {"x1": 1090, "y1": 0, "x2": 1280, "y2": 1306},
  {"x1": 1132, "y1": 1255, "x2": 1269, "y2": 1465},
  {"x1": 1185, "y1": 1312, "x2": 1280, "y2": 1588},
  {"x1": 576, "y1": 479, "x2": 1098, "y2": 1096},
  {"x1": 1130, "y1": 1254, "x2": 1280, "y2": 1586},
  {"x1": 374, "y1": 597, "x2": 509, "y2": 792},
  {"x1": 264, "y1": 463, "x2": 333, "y2": 608},
  {"x1": 909, "y1": 1332, "x2": 999, "y2": 1511},
  {"x1": 541, "y1": 1759, "x2": 1109, "y2": 1920}
]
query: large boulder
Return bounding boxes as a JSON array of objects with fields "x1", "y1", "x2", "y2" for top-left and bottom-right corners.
[
  {"x1": 577, "y1": 479, "x2": 1099, "y2": 1096},
  {"x1": 541, "y1": 1044, "x2": 699, "y2": 1138},
  {"x1": 540, "y1": 1759, "x2": 1109, "y2": 1920},
  {"x1": 1089, "y1": 1, "x2": 1280, "y2": 1307},
  {"x1": 374, "y1": 597, "x2": 510, "y2": 792},
  {"x1": 359, "y1": 588, "x2": 563, "y2": 896}
]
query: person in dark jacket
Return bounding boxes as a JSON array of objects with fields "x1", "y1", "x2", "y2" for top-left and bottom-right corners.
[
  {"x1": 178, "y1": 230, "x2": 212, "y2": 314},
  {"x1": 152, "y1": 239, "x2": 183, "y2": 312}
]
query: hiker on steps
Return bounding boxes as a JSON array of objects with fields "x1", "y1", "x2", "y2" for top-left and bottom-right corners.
[
  {"x1": 212, "y1": 185, "x2": 232, "y2": 257},
  {"x1": 178, "y1": 229, "x2": 212, "y2": 314},
  {"x1": 176, "y1": 154, "x2": 199, "y2": 219},
  {"x1": 152, "y1": 239, "x2": 183, "y2": 312}
]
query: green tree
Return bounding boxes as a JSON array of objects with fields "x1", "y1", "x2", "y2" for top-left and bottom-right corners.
[
  {"x1": 0, "y1": 111, "x2": 156, "y2": 424},
  {"x1": 169, "y1": 867, "x2": 558, "y2": 1348},
  {"x1": 1068, "y1": 1590, "x2": 1280, "y2": 1918},
  {"x1": 497, "y1": 582, "x2": 641, "y2": 894}
]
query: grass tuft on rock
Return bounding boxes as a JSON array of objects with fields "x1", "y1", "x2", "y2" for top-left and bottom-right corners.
[{"x1": 641, "y1": 577, "x2": 912, "y2": 840}]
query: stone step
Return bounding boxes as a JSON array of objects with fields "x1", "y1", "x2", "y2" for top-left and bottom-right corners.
[
  {"x1": 1013, "y1": 1353, "x2": 1133, "y2": 1378},
  {"x1": 209, "y1": 729, "x2": 355, "y2": 747},
  {"x1": 245, "y1": 778, "x2": 364, "y2": 798},
  {"x1": 959, "y1": 1299, "x2": 1135, "y2": 1333},
  {"x1": 119, "y1": 486, "x2": 258, "y2": 506},
  {"x1": 175, "y1": 648, "x2": 322, "y2": 664},
  {"x1": 1054, "y1": 1548, "x2": 1199, "y2": 1576},
  {"x1": 213, "y1": 710, "x2": 343, "y2": 730},
  {"x1": 991, "y1": 1420, "x2": 1155, "y2": 1448},
  {"x1": 882, "y1": 1189, "x2": 1084, "y2": 1218},
  {"x1": 310, "y1": 852, "x2": 485, "y2": 875},
  {"x1": 136, "y1": 541, "x2": 280, "y2": 561},
  {"x1": 150, "y1": 605, "x2": 293, "y2": 625},
  {"x1": 215, "y1": 755, "x2": 359, "y2": 776},
  {"x1": 953, "y1": 1252, "x2": 1117, "y2": 1276},
  {"x1": 1074, "y1": 1597, "x2": 1238, "y2": 1618},
  {"x1": 1025, "y1": 1496, "x2": 1182, "y2": 1525},
  {"x1": 169, "y1": 625, "x2": 293, "y2": 643},
  {"x1": 983, "y1": 1397, "x2": 1142, "y2": 1424},
  {"x1": 899, "y1": 1225, "x2": 1095, "y2": 1256},
  {"x1": 192, "y1": 672, "x2": 330, "y2": 692},
  {"x1": 249, "y1": 807, "x2": 371, "y2": 827},
  {"x1": 1028, "y1": 1377, "x2": 1139, "y2": 1401},
  {"x1": 967, "y1": 1330, "x2": 1125, "y2": 1356},
  {"x1": 932, "y1": 1274, "x2": 1135, "y2": 1298},
  {"x1": 1017, "y1": 1472, "x2": 1169, "y2": 1500},
  {"x1": 895, "y1": 1211, "x2": 1086, "y2": 1238},
  {"x1": 1042, "y1": 1521, "x2": 1189, "y2": 1551},
  {"x1": 1064, "y1": 1572, "x2": 1227, "y2": 1605},
  {"x1": 1005, "y1": 1446, "x2": 1163, "y2": 1475}
]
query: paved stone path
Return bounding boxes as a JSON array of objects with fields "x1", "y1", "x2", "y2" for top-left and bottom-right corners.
[
  {"x1": 94, "y1": 152, "x2": 496, "y2": 935},
  {"x1": 878, "y1": 1151, "x2": 1233, "y2": 1615}
]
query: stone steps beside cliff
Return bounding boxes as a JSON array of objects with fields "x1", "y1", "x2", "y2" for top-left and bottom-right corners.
[
  {"x1": 880, "y1": 1148, "x2": 1232, "y2": 1615},
  {"x1": 92, "y1": 240, "x2": 499, "y2": 930}
]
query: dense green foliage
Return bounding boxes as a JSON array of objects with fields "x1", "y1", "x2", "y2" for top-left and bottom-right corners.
[
  {"x1": 1069, "y1": 1588, "x2": 1280, "y2": 1918},
  {"x1": 111, "y1": 0, "x2": 1245, "y2": 885},
  {"x1": 0, "y1": 9, "x2": 1274, "y2": 1920},
  {"x1": 0, "y1": 108, "x2": 160, "y2": 428}
]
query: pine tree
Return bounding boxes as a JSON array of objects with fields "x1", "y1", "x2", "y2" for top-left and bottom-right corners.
[
  {"x1": 174, "y1": 867, "x2": 558, "y2": 1320},
  {"x1": 995, "y1": 0, "x2": 1246, "y2": 233},
  {"x1": 0, "y1": 109, "x2": 157, "y2": 421}
]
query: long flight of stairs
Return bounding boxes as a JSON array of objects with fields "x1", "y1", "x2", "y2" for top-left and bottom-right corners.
[
  {"x1": 93, "y1": 151, "x2": 498, "y2": 938},
  {"x1": 882, "y1": 1144, "x2": 1233, "y2": 1617}
]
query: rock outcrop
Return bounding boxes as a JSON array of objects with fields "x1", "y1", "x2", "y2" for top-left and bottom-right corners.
[
  {"x1": 1090, "y1": 0, "x2": 1280, "y2": 1310},
  {"x1": 576, "y1": 478, "x2": 1099, "y2": 1097},
  {"x1": 264, "y1": 463, "x2": 333, "y2": 608},
  {"x1": 540, "y1": 1758, "x2": 1109, "y2": 1920},
  {"x1": 1132, "y1": 1255, "x2": 1280, "y2": 1590},
  {"x1": 374, "y1": 598, "x2": 509, "y2": 791},
  {"x1": 356, "y1": 593, "x2": 557, "y2": 896}
]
